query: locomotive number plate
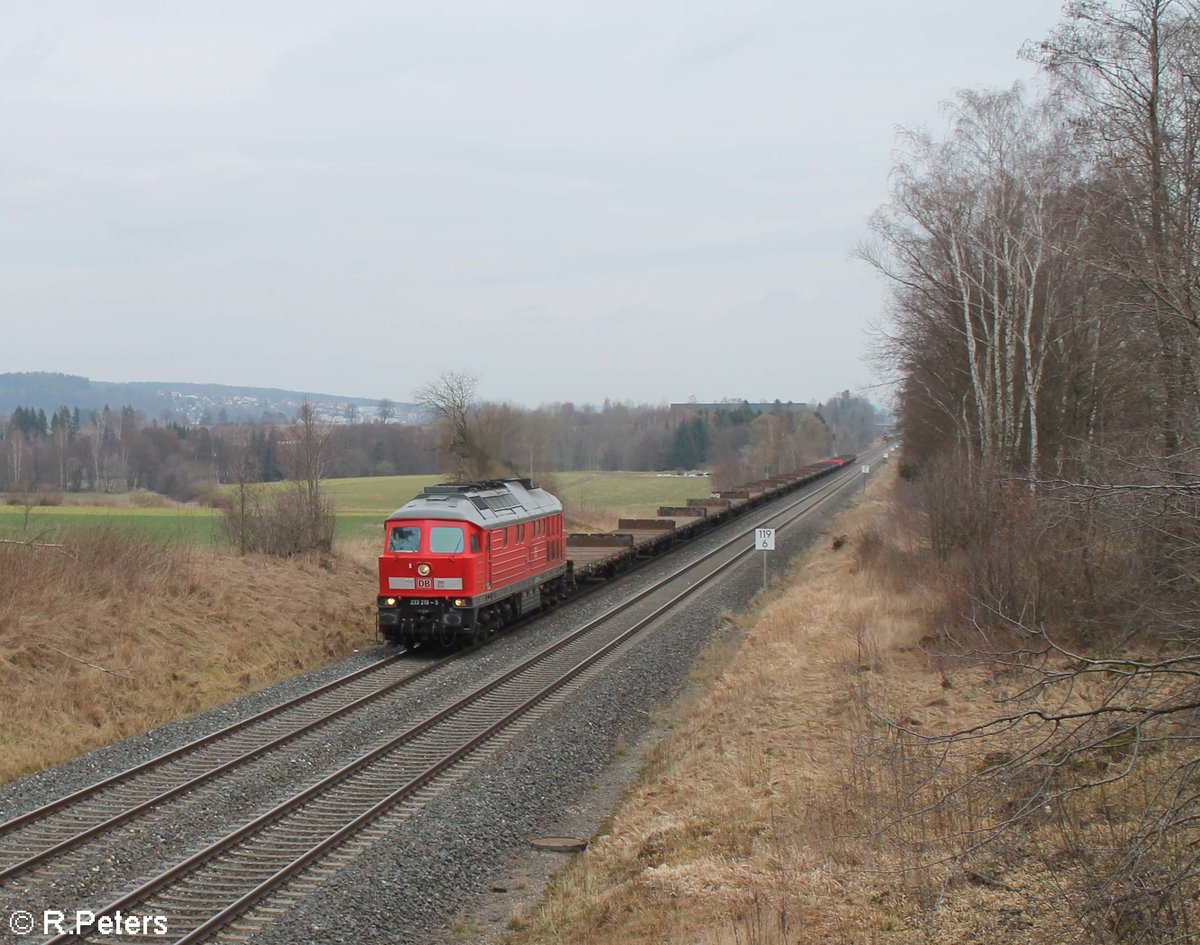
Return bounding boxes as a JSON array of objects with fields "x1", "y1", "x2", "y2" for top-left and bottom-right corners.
[{"x1": 407, "y1": 598, "x2": 437, "y2": 607}]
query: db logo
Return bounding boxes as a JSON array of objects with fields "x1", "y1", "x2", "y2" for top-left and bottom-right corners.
[{"x1": 417, "y1": 578, "x2": 433, "y2": 589}]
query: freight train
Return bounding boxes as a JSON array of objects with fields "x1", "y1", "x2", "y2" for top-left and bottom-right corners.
[{"x1": 376, "y1": 458, "x2": 855, "y2": 647}]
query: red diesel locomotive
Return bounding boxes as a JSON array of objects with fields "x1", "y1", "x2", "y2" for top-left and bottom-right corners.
[{"x1": 376, "y1": 478, "x2": 570, "y2": 646}]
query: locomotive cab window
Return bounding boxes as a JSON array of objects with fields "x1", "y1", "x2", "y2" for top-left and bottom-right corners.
[
  {"x1": 470, "y1": 534, "x2": 480, "y2": 553},
  {"x1": 388, "y1": 526, "x2": 420, "y2": 553},
  {"x1": 429, "y1": 526, "x2": 465, "y2": 554}
]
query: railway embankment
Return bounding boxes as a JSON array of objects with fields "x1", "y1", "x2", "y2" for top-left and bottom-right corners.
[
  {"x1": 498, "y1": 464, "x2": 1144, "y2": 944},
  {"x1": 0, "y1": 532, "x2": 375, "y2": 784}
]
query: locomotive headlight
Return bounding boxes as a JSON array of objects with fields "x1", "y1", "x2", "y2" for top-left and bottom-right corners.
[
  {"x1": 454, "y1": 598, "x2": 466, "y2": 607},
  {"x1": 385, "y1": 597, "x2": 397, "y2": 606},
  {"x1": 417, "y1": 562, "x2": 431, "y2": 576}
]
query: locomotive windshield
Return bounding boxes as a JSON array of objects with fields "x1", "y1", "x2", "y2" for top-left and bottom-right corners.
[
  {"x1": 388, "y1": 526, "x2": 420, "y2": 553},
  {"x1": 429, "y1": 526, "x2": 465, "y2": 554}
]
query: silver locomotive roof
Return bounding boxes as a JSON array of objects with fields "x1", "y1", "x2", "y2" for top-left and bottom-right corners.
[{"x1": 384, "y1": 478, "x2": 562, "y2": 529}]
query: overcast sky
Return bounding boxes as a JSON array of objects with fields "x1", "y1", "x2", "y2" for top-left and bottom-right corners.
[{"x1": 2, "y1": 1, "x2": 1065, "y2": 407}]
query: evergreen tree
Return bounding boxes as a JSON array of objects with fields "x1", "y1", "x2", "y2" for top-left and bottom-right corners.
[{"x1": 668, "y1": 416, "x2": 711, "y2": 468}]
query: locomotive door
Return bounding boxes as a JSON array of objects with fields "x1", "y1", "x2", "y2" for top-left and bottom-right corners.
[{"x1": 487, "y1": 529, "x2": 497, "y2": 588}]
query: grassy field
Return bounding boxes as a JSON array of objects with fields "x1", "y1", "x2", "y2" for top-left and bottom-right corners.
[
  {"x1": 0, "y1": 505, "x2": 223, "y2": 544},
  {"x1": 546, "y1": 472, "x2": 713, "y2": 514},
  {"x1": 320, "y1": 474, "x2": 444, "y2": 513},
  {"x1": 307, "y1": 471, "x2": 715, "y2": 518},
  {"x1": 1, "y1": 472, "x2": 717, "y2": 545}
]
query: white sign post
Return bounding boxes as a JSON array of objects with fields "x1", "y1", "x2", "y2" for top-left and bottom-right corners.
[
  {"x1": 861, "y1": 463, "x2": 870, "y2": 493},
  {"x1": 755, "y1": 527, "x2": 775, "y2": 589}
]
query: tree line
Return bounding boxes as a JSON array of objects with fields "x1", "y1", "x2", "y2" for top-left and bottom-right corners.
[
  {"x1": 865, "y1": 3, "x2": 1198, "y2": 479},
  {"x1": 412, "y1": 372, "x2": 878, "y2": 484},
  {"x1": 0, "y1": 391, "x2": 880, "y2": 500}
]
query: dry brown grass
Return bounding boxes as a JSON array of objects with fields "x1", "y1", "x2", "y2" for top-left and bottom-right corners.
[
  {"x1": 0, "y1": 528, "x2": 375, "y2": 784},
  {"x1": 1, "y1": 489, "x2": 190, "y2": 509},
  {"x1": 507, "y1": 466, "x2": 1187, "y2": 945}
]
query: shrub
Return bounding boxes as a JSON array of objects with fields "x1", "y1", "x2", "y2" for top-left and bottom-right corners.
[{"x1": 221, "y1": 483, "x2": 335, "y2": 557}]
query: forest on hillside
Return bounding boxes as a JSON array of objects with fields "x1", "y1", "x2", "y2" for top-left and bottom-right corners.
[{"x1": 0, "y1": 372, "x2": 392, "y2": 425}]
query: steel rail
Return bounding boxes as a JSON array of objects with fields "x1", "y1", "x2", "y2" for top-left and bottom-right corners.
[
  {"x1": 43, "y1": 457, "x2": 870, "y2": 945},
  {"x1": 0, "y1": 651, "x2": 411, "y2": 839},
  {"x1": 0, "y1": 652, "x2": 462, "y2": 882}
]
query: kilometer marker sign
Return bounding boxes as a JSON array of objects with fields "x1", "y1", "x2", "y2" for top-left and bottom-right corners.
[{"x1": 755, "y1": 527, "x2": 775, "y2": 590}]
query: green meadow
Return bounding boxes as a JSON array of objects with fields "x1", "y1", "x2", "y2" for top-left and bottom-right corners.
[
  {"x1": 546, "y1": 471, "x2": 714, "y2": 512},
  {"x1": 324, "y1": 471, "x2": 715, "y2": 516},
  {"x1": 321, "y1": 474, "x2": 444, "y2": 513},
  {"x1": 0, "y1": 472, "x2": 716, "y2": 546},
  {"x1": 0, "y1": 505, "x2": 222, "y2": 545}
]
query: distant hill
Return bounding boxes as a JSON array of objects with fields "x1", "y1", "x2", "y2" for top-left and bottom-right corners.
[{"x1": 0, "y1": 373, "x2": 421, "y2": 425}]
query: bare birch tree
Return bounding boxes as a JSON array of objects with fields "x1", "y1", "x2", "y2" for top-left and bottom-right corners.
[
  {"x1": 1030, "y1": 0, "x2": 1200, "y2": 451},
  {"x1": 861, "y1": 86, "x2": 1086, "y2": 477}
]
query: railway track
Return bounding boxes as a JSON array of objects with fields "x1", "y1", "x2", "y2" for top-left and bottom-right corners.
[
  {"x1": 28, "y1": 457, "x2": 870, "y2": 944},
  {"x1": 0, "y1": 650, "x2": 458, "y2": 883}
]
